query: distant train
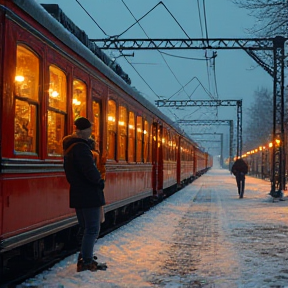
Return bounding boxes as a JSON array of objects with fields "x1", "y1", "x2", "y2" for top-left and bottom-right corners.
[{"x1": 0, "y1": 0, "x2": 212, "y2": 281}]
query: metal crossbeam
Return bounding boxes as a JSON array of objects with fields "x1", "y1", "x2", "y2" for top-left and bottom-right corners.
[
  {"x1": 90, "y1": 37, "x2": 274, "y2": 51},
  {"x1": 155, "y1": 99, "x2": 240, "y2": 107}
]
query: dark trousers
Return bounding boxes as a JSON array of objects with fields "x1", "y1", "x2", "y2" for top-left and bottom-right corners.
[
  {"x1": 236, "y1": 172, "x2": 245, "y2": 198},
  {"x1": 75, "y1": 207, "x2": 101, "y2": 263}
]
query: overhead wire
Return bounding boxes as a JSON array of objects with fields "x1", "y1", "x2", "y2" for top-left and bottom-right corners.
[
  {"x1": 119, "y1": 0, "x2": 191, "y2": 99},
  {"x1": 75, "y1": 0, "x2": 109, "y2": 36}
]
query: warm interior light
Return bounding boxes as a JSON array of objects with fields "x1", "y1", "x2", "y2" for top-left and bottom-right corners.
[
  {"x1": 118, "y1": 121, "x2": 125, "y2": 126},
  {"x1": 73, "y1": 99, "x2": 81, "y2": 105},
  {"x1": 15, "y1": 75, "x2": 24, "y2": 82},
  {"x1": 108, "y1": 116, "x2": 115, "y2": 122},
  {"x1": 51, "y1": 91, "x2": 59, "y2": 97},
  {"x1": 269, "y1": 142, "x2": 273, "y2": 148}
]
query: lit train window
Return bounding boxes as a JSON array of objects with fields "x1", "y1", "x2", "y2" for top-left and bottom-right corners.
[
  {"x1": 49, "y1": 66, "x2": 66, "y2": 112},
  {"x1": 128, "y1": 112, "x2": 135, "y2": 162},
  {"x1": 118, "y1": 106, "x2": 127, "y2": 161},
  {"x1": 162, "y1": 128, "x2": 168, "y2": 161},
  {"x1": 136, "y1": 116, "x2": 143, "y2": 162},
  {"x1": 14, "y1": 100, "x2": 37, "y2": 153},
  {"x1": 107, "y1": 100, "x2": 116, "y2": 160},
  {"x1": 149, "y1": 124, "x2": 153, "y2": 162},
  {"x1": 143, "y1": 120, "x2": 149, "y2": 163},
  {"x1": 92, "y1": 101, "x2": 101, "y2": 151},
  {"x1": 47, "y1": 66, "x2": 67, "y2": 156},
  {"x1": 14, "y1": 45, "x2": 39, "y2": 154},
  {"x1": 73, "y1": 79, "x2": 87, "y2": 119},
  {"x1": 47, "y1": 111, "x2": 65, "y2": 156},
  {"x1": 15, "y1": 45, "x2": 39, "y2": 101}
]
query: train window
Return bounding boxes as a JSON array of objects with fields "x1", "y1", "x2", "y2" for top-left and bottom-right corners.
[
  {"x1": 92, "y1": 101, "x2": 101, "y2": 151},
  {"x1": 149, "y1": 124, "x2": 153, "y2": 162},
  {"x1": 47, "y1": 111, "x2": 65, "y2": 156},
  {"x1": 73, "y1": 79, "x2": 87, "y2": 119},
  {"x1": 162, "y1": 128, "x2": 168, "y2": 161},
  {"x1": 118, "y1": 106, "x2": 127, "y2": 161},
  {"x1": 15, "y1": 45, "x2": 39, "y2": 101},
  {"x1": 14, "y1": 45, "x2": 39, "y2": 154},
  {"x1": 48, "y1": 66, "x2": 67, "y2": 112},
  {"x1": 107, "y1": 100, "x2": 116, "y2": 160},
  {"x1": 168, "y1": 132, "x2": 172, "y2": 161},
  {"x1": 143, "y1": 120, "x2": 149, "y2": 162},
  {"x1": 14, "y1": 100, "x2": 37, "y2": 153},
  {"x1": 172, "y1": 136, "x2": 177, "y2": 161},
  {"x1": 47, "y1": 66, "x2": 67, "y2": 156},
  {"x1": 128, "y1": 112, "x2": 135, "y2": 162},
  {"x1": 136, "y1": 116, "x2": 143, "y2": 162},
  {"x1": 158, "y1": 127, "x2": 161, "y2": 149}
]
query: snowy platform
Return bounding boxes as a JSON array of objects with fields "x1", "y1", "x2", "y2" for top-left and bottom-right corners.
[{"x1": 19, "y1": 168, "x2": 288, "y2": 288}]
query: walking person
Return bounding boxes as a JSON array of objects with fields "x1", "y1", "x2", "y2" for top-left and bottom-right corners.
[
  {"x1": 62, "y1": 117, "x2": 106, "y2": 272},
  {"x1": 231, "y1": 158, "x2": 248, "y2": 198}
]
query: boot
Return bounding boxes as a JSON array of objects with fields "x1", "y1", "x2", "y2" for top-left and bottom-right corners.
[{"x1": 77, "y1": 259, "x2": 98, "y2": 272}]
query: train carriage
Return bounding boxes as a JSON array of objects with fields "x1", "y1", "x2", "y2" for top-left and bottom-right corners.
[{"x1": 0, "y1": 0, "x2": 212, "y2": 282}]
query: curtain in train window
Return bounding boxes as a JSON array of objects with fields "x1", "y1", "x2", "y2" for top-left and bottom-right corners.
[
  {"x1": 92, "y1": 101, "x2": 101, "y2": 151},
  {"x1": 118, "y1": 106, "x2": 127, "y2": 161},
  {"x1": 107, "y1": 100, "x2": 116, "y2": 160},
  {"x1": 47, "y1": 65, "x2": 67, "y2": 156},
  {"x1": 136, "y1": 116, "x2": 142, "y2": 162},
  {"x1": 14, "y1": 45, "x2": 39, "y2": 154},
  {"x1": 128, "y1": 112, "x2": 135, "y2": 162},
  {"x1": 143, "y1": 120, "x2": 149, "y2": 163},
  {"x1": 73, "y1": 79, "x2": 87, "y2": 119}
]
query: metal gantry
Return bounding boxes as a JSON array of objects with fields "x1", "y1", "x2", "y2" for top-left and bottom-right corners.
[
  {"x1": 191, "y1": 133, "x2": 224, "y2": 166},
  {"x1": 155, "y1": 99, "x2": 242, "y2": 157},
  {"x1": 178, "y1": 120, "x2": 234, "y2": 168},
  {"x1": 91, "y1": 36, "x2": 287, "y2": 195}
]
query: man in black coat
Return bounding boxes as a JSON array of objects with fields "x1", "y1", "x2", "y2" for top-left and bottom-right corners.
[
  {"x1": 231, "y1": 158, "x2": 248, "y2": 198},
  {"x1": 63, "y1": 117, "x2": 106, "y2": 272}
]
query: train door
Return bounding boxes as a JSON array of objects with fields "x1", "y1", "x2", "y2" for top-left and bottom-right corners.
[{"x1": 152, "y1": 122, "x2": 163, "y2": 197}]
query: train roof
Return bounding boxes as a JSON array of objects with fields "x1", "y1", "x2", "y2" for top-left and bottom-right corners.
[{"x1": 9, "y1": 0, "x2": 203, "y2": 151}]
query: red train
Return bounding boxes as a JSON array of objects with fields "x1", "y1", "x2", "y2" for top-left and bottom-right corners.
[{"x1": 0, "y1": 0, "x2": 212, "y2": 280}]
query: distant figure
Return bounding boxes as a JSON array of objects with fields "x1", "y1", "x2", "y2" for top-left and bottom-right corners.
[
  {"x1": 62, "y1": 117, "x2": 106, "y2": 272},
  {"x1": 231, "y1": 158, "x2": 248, "y2": 198}
]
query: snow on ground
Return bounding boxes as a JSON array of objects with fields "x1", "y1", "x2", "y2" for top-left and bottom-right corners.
[{"x1": 19, "y1": 165, "x2": 288, "y2": 288}]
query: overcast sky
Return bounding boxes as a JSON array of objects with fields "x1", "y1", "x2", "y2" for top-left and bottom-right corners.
[{"x1": 35, "y1": 0, "x2": 273, "y2": 156}]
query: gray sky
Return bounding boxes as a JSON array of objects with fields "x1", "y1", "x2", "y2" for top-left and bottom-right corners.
[{"x1": 35, "y1": 0, "x2": 273, "y2": 156}]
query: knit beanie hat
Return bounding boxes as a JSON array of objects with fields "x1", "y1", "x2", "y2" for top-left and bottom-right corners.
[{"x1": 74, "y1": 117, "x2": 91, "y2": 130}]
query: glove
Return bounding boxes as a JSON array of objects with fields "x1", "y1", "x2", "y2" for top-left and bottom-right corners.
[{"x1": 98, "y1": 179, "x2": 105, "y2": 190}]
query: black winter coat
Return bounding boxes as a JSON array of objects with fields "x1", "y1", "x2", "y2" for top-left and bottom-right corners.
[
  {"x1": 63, "y1": 134, "x2": 105, "y2": 208},
  {"x1": 231, "y1": 158, "x2": 248, "y2": 176}
]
